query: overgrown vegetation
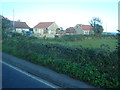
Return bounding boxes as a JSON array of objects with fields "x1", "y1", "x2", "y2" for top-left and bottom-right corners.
[
  {"x1": 89, "y1": 17, "x2": 104, "y2": 36},
  {"x1": 2, "y1": 31, "x2": 119, "y2": 88}
]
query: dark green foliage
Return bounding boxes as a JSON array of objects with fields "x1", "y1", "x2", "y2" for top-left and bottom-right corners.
[
  {"x1": 61, "y1": 35, "x2": 90, "y2": 41},
  {"x1": 92, "y1": 24, "x2": 103, "y2": 36},
  {"x1": 2, "y1": 32, "x2": 119, "y2": 88},
  {"x1": 1, "y1": 15, "x2": 13, "y2": 30},
  {"x1": 89, "y1": 17, "x2": 104, "y2": 36}
]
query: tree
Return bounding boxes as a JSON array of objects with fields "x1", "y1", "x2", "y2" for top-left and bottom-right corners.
[
  {"x1": 89, "y1": 17, "x2": 104, "y2": 36},
  {"x1": 1, "y1": 15, "x2": 13, "y2": 30},
  {"x1": 56, "y1": 27, "x2": 64, "y2": 31},
  {"x1": 60, "y1": 27, "x2": 63, "y2": 30},
  {"x1": 1, "y1": 15, "x2": 13, "y2": 39}
]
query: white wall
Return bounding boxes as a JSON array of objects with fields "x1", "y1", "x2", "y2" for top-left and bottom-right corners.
[
  {"x1": 48, "y1": 23, "x2": 59, "y2": 34},
  {"x1": 16, "y1": 28, "x2": 29, "y2": 33},
  {"x1": 33, "y1": 28, "x2": 44, "y2": 34}
]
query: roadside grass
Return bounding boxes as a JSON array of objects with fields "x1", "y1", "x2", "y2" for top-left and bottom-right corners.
[{"x1": 2, "y1": 33, "x2": 119, "y2": 88}]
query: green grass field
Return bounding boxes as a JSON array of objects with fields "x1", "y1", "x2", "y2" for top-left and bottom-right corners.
[{"x1": 33, "y1": 37, "x2": 117, "y2": 52}]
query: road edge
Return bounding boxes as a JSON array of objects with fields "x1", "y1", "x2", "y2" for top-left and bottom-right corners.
[{"x1": 2, "y1": 52, "x2": 98, "y2": 88}]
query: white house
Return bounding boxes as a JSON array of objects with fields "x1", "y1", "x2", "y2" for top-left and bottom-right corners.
[{"x1": 14, "y1": 21, "x2": 30, "y2": 33}]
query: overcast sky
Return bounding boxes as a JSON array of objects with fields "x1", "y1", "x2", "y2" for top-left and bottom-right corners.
[{"x1": 0, "y1": 0, "x2": 119, "y2": 32}]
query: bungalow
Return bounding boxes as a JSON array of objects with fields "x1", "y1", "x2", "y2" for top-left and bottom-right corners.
[
  {"x1": 13, "y1": 21, "x2": 30, "y2": 33},
  {"x1": 33, "y1": 22, "x2": 58, "y2": 38},
  {"x1": 74, "y1": 24, "x2": 94, "y2": 35},
  {"x1": 66, "y1": 27, "x2": 76, "y2": 35}
]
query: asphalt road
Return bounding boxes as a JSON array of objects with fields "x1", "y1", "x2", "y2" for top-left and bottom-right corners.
[{"x1": 2, "y1": 61, "x2": 58, "y2": 88}]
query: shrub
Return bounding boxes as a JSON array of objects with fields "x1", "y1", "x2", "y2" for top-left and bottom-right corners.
[{"x1": 2, "y1": 32, "x2": 119, "y2": 88}]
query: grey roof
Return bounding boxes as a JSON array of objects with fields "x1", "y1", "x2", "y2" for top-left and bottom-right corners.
[{"x1": 12, "y1": 21, "x2": 30, "y2": 28}]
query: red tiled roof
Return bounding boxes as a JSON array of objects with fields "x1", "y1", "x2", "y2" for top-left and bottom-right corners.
[
  {"x1": 82, "y1": 25, "x2": 92, "y2": 31},
  {"x1": 34, "y1": 22, "x2": 54, "y2": 28},
  {"x1": 14, "y1": 21, "x2": 29, "y2": 28}
]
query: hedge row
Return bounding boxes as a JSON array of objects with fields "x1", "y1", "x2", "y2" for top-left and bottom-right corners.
[{"x1": 2, "y1": 33, "x2": 119, "y2": 88}]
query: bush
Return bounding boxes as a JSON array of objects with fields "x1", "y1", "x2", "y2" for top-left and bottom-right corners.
[{"x1": 2, "y1": 32, "x2": 119, "y2": 88}]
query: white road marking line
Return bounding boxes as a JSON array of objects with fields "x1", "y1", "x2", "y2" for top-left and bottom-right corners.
[{"x1": 1, "y1": 61, "x2": 60, "y2": 88}]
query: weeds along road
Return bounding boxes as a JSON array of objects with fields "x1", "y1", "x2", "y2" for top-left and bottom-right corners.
[
  {"x1": 1, "y1": 53, "x2": 97, "y2": 88},
  {"x1": 2, "y1": 61, "x2": 58, "y2": 89}
]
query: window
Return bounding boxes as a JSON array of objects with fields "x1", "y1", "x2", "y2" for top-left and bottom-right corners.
[{"x1": 84, "y1": 31, "x2": 89, "y2": 34}]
